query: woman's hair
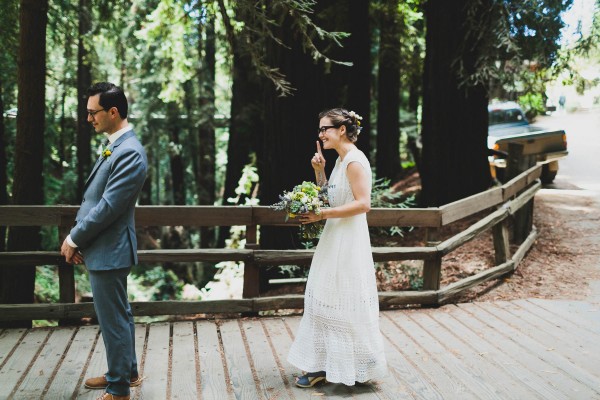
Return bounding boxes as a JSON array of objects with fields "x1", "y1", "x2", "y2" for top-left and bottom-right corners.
[{"x1": 318, "y1": 108, "x2": 363, "y2": 143}]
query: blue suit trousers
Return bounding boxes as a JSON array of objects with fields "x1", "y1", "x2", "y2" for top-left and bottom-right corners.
[{"x1": 89, "y1": 267, "x2": 138, "y2": 396}]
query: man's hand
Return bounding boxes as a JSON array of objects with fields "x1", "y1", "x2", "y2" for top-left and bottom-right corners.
[{"x1": 61, "y1": 239, "x2": 83, "y2": 264}]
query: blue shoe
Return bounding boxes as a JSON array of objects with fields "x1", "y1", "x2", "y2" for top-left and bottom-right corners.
[{"x1": 295, "y1": 371, "x2": 326, "y2": 388}]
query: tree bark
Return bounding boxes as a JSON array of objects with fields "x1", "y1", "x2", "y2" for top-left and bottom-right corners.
[
  {"x1": 76, "y1": 0, "x2": 92, "y2": 202},
  {"x1": 167, "y1": 102, "x2": 186, "y2": 205},
  {"x1": 197, "y1": 16, "x2": 216, "y2": 249},
  {"x1": 420, "y1": 0, "x2": 491, "y2": 207},
  {"x1": 0, "y1": 79, "x2": 8, "y2": 252},
  {"x1": 406, "y1": 19, "x2": 424, "y2": 173},
  {"x1": 347, "y1": 0, "x2": 372, "y2": 158},
  {"x1": 217, "y1": 3, "x2": 263, "y2": 247},
  {"x1": 259, "y1": 3, "x2": 345, "y2": 291},
  {"x1": 376, "y1": 0, "x2": 401, "y2": 181},
  {"x1": 163, "y1": 102, "x2": 190, "y2": 283},
  {"x1": 1, "y1": 0, "x2": 48, "y2": 328},
  {"x1": 260, "y1": 19, "x2": 328, "y2": 249}
]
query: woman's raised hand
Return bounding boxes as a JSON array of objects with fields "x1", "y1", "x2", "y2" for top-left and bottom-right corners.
[{"x1": 311, "y1": 141, "x2": 326, "y2": 171}]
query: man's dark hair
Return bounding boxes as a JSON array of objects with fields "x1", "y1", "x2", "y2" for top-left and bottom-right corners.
[{"x1": 87, "y1": 82, "x2": 128, "y2": 119}]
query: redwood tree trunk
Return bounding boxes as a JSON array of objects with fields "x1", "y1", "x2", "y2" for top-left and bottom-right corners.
[
  {"x1": 218, "y1": 3, "x2": 264, "y2": 247},
  {"x1": 197, "y1": 17, "x2": 216, "y2": 248},
  {"x1": 347, "y1": 0, "x2": 372, "y2": 158},
  {"x1": 376, "y1": 0, "x2": 401, "y2": 181},
  {"x1": 1, "y1": 0, "x2": 48, "y2": 328},
  {"x1": 76, "y1": 0, "x2": 92, "y2": 201},
  {"x1": 260, "y1": 13, "x2": 331, "y2": 251},
  {"x1": 0, "y1": 79, "x2": 7, "y2": 251},
  {"x1": 407, "y1": 22, "x2": 424, "y2": 173},
  {"x1": 420, "y1": 0, "x2": 491, "y2": 207},
  {"x1": 167, "y1": 102, "x2": 186, "y2": 205},
  {"x1": 257, "y1": 6, "x2": 336, "y2": 292},
  {"x1": 260, "y1": 0, "x2": 366, "y2": 244}
]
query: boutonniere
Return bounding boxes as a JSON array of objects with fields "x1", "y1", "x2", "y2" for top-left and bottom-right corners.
[{"x1": 102, "y1": 147, "x2": 112, "y2": 160}]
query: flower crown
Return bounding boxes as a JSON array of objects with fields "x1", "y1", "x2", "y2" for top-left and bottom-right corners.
[{"x1": 347, "y1": 110, "x2": 363, "y2": 133}]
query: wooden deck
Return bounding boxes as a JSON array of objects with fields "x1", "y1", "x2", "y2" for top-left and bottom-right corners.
[{"x1": 1, "y1": 298, "x2": 599, "y2": 399}]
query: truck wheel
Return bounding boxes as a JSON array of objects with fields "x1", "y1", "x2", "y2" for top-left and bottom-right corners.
[{"x1": 541, "y1": 163, "x2": 557, "y2": 184}]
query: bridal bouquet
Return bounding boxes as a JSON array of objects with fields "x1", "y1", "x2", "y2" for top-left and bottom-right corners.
[{"x1": 271, "y1": 181, "x2": 328, "y2": 239}]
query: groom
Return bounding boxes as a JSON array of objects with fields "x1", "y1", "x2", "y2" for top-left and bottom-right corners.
[{"x1": 61, "y1": 82, "x2": 147, "y2": 400}]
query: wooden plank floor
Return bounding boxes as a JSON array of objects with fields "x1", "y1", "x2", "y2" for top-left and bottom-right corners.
[{"x1": 1, "y1": 298, "x2": 599, "y2": 400}]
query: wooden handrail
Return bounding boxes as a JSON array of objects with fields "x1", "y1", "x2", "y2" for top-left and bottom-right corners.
[
  {"x1": 0, "y1": 164, "x2": 543, "y2": 319},
  {"x1": 0, "y1": 246, "x2": 441, "y2": 267},
  {"x1": 0, "y1": 165, "x2": 541, "y2": 229},
  {"x1": 0, "y1": 205, "x2": 440, "y2": 228}
]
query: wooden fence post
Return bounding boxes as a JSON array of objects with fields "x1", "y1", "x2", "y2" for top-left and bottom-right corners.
[
  {"x1": 422, "y1": 228, "x2": 441, "y2": 291},
  {"x1": 506, "y1": 142, "x2": 525, "y2": 181},
  {"x1": 492, "y1": 220, "x2": 510, "y2": 265},
  {"x1": 58, "y1": 223, "x2": 77, "y2": 326},
  {"x1": 243, "y1": 223, "x2": 260, "y2": 300},
  {"x1": 507, "y1": 143, "x2": 536, "y2": 243}
]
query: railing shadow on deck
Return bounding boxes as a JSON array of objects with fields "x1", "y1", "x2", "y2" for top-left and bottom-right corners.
[{"x1": 0, "y1": 165, "x2": 542, "y2": 323}]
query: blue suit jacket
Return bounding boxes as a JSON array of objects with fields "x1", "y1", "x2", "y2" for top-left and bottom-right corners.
[{"x1": 71, "y1": 130, "x2": 148, "y2": 271}]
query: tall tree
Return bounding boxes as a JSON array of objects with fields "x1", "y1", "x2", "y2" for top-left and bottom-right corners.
[
  {"x1": 376, "y1": 0, "x2": 401, "y2": 181},
  {"x1": 166, "y1": 101, "x2": 186, "y2": 205},
  {"x1": 0, "y1": 81, "x2": 7, "y2": 252},
  {"x1": 316, "y1": 1, "x2": 371, "y2": 157},
  {"x1": 217, "y1": 0, "x2": 264, "y2": 248},
  {"x1": 347, "y1": 0, "x2": 372, "y2": 158},
  {"x1": 419, "y1": 0, "x2": 492, "y2": 206},
  {"x1": 256, "y1": 0, "x2": 376, "y2": 293},
  {"x1": 196, "y1": 11, "x2": 217, "y2": 248},
  {"x1": 0, "y1": 0, "x2": 19, "y2": 252},
  {"x1": 1, "y1": 0, "x2": 48, "y2": 328},
  {"x1": 400, "y1": 2, "x2": 425, "y2": 170},
  {"x1": 259, "y1": 1, "x2": 339, "y2": 247},
  {"x1": 419, "y1": 0, "x2": 573, "y2": 206},
  {"x1": 76, "y1": 0, "x2": 92, "y2": 201}
]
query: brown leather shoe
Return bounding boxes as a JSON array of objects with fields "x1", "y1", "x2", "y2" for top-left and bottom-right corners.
[
  {"x1": 95, "y1": 393, "x2": 130, "y2": 400},
  {"x1": 85, "y1": 375, "x2": 144, "y2": 389}
]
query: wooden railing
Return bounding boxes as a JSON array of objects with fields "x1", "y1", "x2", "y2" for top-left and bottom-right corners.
[{"x1": 0, "y1": 165, "x2": 542, "y2": 322}]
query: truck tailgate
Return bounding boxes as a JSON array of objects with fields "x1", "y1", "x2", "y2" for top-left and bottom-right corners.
[{"x1": 491, "y1": 129, "x2": 567, "y2": 156}]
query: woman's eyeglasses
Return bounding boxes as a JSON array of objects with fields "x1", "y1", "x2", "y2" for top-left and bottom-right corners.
[{"x1": 318, "y1": 125, "x2": 339, "y2": 134}]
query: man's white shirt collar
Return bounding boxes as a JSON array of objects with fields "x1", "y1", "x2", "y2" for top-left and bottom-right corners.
[{"x1": 105, "y1": 124, "x2": 133, "y2": 144}]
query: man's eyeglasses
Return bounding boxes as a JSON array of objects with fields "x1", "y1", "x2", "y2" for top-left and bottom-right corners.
[
  {"x1": 318, "y1": 125, "x2": 339, "y2": 134},
  {"x1": 87, "y1": 108, "x2": 107, "y2": 118}
]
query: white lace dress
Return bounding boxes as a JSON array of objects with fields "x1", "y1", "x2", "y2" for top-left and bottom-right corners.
[{"x1": 287, "y1": 148, "x2": 388, "y2": 385}]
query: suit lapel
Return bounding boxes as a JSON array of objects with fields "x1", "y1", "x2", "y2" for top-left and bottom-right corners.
[
  {"x1": 84, "y1": 130, "x2": 136, "y2": 188},
  {"x1": 85, "y1": 153, "x2": 107, "y2": 188}
]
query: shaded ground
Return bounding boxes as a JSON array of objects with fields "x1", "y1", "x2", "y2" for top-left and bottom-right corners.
[
  {"x1": 452, "y1": 190, "x2": 600, "y2": 303},
  {"x1": 365, "y1": 163, "x2": 600, "y2": 304},
  {"x1": 373, "y1": 186, "x2": 600, "y2": 304}
]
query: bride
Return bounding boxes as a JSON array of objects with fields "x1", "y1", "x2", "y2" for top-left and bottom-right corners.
[{"x1": 287, "y1": 108, "x2": 388, "y2": 387}]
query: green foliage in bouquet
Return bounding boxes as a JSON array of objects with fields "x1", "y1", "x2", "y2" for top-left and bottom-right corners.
[{"x1": 271, "y1": 181, "x2": 329, "y2": 240}]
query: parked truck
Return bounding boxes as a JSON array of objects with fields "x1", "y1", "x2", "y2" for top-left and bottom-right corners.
[{"x1": 488, "y1": 102, "x2": 568, "y2": 183}]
